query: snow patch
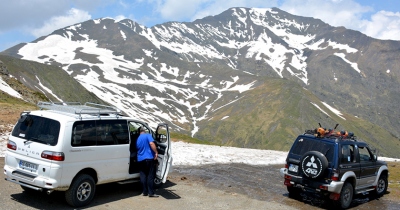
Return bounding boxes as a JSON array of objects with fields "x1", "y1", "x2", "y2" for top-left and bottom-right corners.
[
  {"x1": 322, "y1": 102, "x2": 346, "y2": 120},
  {"x1": 0, "y1": 76, "x2": 22, "y2": 98}
]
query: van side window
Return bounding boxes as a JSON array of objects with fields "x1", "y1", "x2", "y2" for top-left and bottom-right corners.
[
  {"x1": 72, "y1": 121, "x2": 97, "y2": 146},
  {"x1": 97, "y1": 120, "x2": 129, "y2": 145},
  {"x1": 72, "y1": 120, "x2": 129, "y2": 147}
]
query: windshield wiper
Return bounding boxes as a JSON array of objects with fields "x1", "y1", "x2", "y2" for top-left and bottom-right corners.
[{"x1": 24, "y1": 137, "x2": 37, "y2": 144}]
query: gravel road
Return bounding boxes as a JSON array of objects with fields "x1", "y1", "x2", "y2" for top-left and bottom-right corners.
[{"x1": 1, "y1": 158, "x2": 400, "y2": 209}]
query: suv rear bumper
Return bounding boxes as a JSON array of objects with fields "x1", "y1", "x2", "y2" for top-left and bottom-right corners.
[{"x1": 280, "y1": 168, "x2": 344, "y2": 194}]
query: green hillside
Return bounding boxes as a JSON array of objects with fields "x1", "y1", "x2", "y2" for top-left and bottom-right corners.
[
  {"x1": 196, "y1": 77, "x2": 400, "y2": 158},
  {"x1": 0, "y1": 55, "x2": 104, "y2": 104}
]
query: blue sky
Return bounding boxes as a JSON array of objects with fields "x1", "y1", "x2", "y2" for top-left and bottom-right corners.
[{"x1": 1, "y1": 0, "x2": 400, "y2": 52}]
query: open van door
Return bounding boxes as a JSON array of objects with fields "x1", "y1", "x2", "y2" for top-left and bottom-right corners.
[{"x1": 154, "y1": 123, "x2": 172, "y2": 185}]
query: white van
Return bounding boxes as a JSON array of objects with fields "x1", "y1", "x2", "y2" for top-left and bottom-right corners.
[{"x1": 3, "y1": 102, "x2": 172, "y2": 207}]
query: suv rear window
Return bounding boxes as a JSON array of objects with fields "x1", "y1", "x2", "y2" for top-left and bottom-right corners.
[
  {"x1": 290, "y1": 137, "x2": 335, "y2": 162},
  {"x1": 11, "y1": 115, "x2": 60, "y2": 146}
]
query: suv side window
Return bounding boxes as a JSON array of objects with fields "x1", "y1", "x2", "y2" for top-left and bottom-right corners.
[
  {"x1": 72, "y1": 120, "x2": 129, "y2": 146},
  {"x1": 359, "y1": 146, "x2": 372, "y2": 162},
  {"x1": 341, "y1": 145, "x2": 355, "y2": 163}
]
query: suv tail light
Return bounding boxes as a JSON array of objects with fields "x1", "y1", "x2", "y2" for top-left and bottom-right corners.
[
  {"x1": 41, "y1": 151, "x2": 65, "y2": 161},
  {"x1": 331, "y1": 168, "x2": 339, "y2": 181},
  {"x1": 7, "y1": 140, "x2": 17, "y2": 150}
]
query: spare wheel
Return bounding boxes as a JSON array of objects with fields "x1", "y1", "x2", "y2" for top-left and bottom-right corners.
[{"x1": 300, "y1": 151, "x2": 328, "y2": 179}]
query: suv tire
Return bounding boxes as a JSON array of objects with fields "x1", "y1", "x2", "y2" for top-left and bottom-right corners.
[
  {"x1": 373, "y1": 174, "x2": 388, "y2": 197},
  {"x1": 334, "y1": 182, "x2": 353, "y2": 209},
  {"x1": 300, "y1": 151, "x2": 328, "y2": 179},
  {"x1": 65, "y1": 174, "x2": 96, "y2": 207}
]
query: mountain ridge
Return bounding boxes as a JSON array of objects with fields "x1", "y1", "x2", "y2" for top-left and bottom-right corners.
[{"x1": 1, "y1": 7, "x2": 399, "y2": 157}]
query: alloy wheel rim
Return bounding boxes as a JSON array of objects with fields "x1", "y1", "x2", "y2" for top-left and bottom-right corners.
[{"x1": 77, "y1": 182, "x2": 91, "y2": 201}]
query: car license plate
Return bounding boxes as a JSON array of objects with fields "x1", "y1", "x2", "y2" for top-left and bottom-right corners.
[
  {"x1": 19, "y1": 160, "x2": 38, "y2": 171},
  {"x1": 289, "y1": 164, "x2": 298, "y2": 173}
]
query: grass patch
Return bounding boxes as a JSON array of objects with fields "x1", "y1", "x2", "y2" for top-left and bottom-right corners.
[
  {"x1": 170, "y1": 132, "x2": 215, "y2": 145},
  {"x1": 387, "y1": 161, "x2": 400, "y2": 199}
]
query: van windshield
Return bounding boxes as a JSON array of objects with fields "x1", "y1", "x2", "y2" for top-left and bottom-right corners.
[{"x1": 11, "y1": 115, "x2": 60, "y2": 146}]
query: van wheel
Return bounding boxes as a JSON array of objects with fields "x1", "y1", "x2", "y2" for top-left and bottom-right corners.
[
  {"x1": 154, "y1": 178, "x2": 163, "y2": 189},
  {"x1": 65, "y1": 174, "x2": 96, "y2": 207},
  {"x1": 334, "y1": 182, "x2": 353, "y2": 209}
]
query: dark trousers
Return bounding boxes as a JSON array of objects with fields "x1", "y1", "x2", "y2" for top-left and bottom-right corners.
[{"x1": 138, "y1": 159, "x2": 156, "y2": 195}]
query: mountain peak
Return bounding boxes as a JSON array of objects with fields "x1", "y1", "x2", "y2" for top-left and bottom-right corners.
[{"x1": 1, "y1": 7, "x2": 399, "y2": 157}]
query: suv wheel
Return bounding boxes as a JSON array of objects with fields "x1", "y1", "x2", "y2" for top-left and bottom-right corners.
[
  {"x1": 335, "y1": 182, "x2": 353, "y2": 209},
  {"x1": 374, "y1": 174, "x2": 388, "y2": 197},
  {"x1": 65, "y1": 174, "x2": 96, "y2": 207},
  {"x1": 300, "y1": 151, "x2": 328, "y2": 179}
]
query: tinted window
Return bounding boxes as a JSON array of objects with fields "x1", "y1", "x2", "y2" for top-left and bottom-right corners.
[
  {"x1": 72, "y1": 120, "x2": 129, "y2": 147},
  {"x1": 359, "y1": 146, "x2": 372, "y2": 162},
  {"x1": 72, "y1": 121, "x2": 97, "y2": 146},
  {"x1": 290, "y1": 138, "x2": 335, "y2": 162},
  {"x1": 341, "y1": 145, "x2": 355, "y2": 163},
  {"x1": 12, "y1": 115, "x2": 60, "y2": 146}
]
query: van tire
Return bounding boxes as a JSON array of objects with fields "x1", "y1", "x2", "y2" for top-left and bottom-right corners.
[
  {"x1": 65, "y1": 174, "x2": 96, "y2": 207},
  {"x1": 154, "y1": 178, "x2": 163, "y2": 189}
]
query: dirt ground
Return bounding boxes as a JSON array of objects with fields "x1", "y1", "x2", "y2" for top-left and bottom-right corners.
[{"x1": 2, "y1": 157, "x2": 400, "y2": 210}]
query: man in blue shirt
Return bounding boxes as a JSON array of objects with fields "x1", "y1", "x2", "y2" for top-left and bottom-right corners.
[{"x1": 136, "y1": 126, "x2": 159, "y2": 197}]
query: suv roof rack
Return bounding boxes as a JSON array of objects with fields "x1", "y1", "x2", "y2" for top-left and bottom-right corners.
[
  {"x1": 304, "y1": 124, "x2": 357, "y2": 141},
  {"x1": 37, "y1": 101, "x2": 122, "y2": 118}
]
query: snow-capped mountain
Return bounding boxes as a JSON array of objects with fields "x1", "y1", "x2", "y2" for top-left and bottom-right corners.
[{"x1": 1, "y1": 7, "x2": 400, "y2": 156}]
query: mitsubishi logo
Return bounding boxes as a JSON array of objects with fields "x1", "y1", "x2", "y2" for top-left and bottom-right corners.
[
  {"x1": 306, "y1": 156, "x2": 317, "y2": 168},
  {"x1": 302, "y1": 154, "x2": 322, "y2": 178}
]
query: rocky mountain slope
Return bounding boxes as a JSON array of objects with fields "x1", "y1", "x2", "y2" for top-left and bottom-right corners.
[{"x1": 1, "y1": 7, "x2": 399, "y2": 157}]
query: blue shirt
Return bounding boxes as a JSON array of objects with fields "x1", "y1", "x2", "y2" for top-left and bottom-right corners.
[{"x1": 136, "y1": 133, "x2": 155, "y2": 162}]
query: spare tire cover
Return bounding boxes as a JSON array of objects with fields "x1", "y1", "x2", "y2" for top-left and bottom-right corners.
[{"x1": 301, "y1": 151, "x2": 328, "y2": 179}]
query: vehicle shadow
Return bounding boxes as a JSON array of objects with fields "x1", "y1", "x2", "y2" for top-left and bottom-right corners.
[
  {"x1": 283, "y1": 190, "x2": 396, "y2": 210},
  {"x1": 9, "y1": 180, "x2": 179, "y2": 209}
]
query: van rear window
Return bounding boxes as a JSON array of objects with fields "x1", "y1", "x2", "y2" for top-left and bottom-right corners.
[{"x1": 11, "y1": 115, "x2": 60, "y2": 146}]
